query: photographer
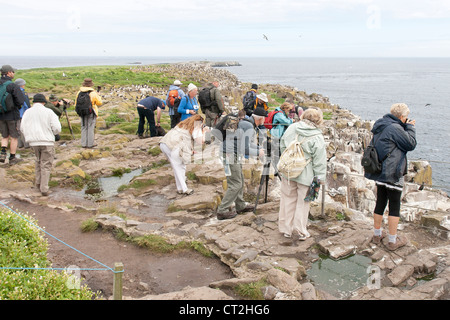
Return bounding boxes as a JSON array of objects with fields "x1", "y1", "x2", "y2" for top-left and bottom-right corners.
[
  {"x1": 365, "y1": 103, "x2": 416, "y2": 251},
  {"x1": 214, "y1": 107, "x2": 267, "y2": 220},
  {"x1": 45, "y1": 94, "x2": 64, "y2": 118}
]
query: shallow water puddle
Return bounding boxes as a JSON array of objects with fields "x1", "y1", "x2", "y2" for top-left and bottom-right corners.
[
  {"x1": 307, "y1": 254, "x2": 372, "y2": 299},
  {"x1": 83, "y1": 168, "x2": 144, "y2": 199}
]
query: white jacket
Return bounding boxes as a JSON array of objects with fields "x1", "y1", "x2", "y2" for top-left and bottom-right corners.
[{"x1": 20, "y1": 103, "x2": 62, "y2": 147}]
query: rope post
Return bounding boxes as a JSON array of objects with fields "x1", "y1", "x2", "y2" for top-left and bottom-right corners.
[{"x1": 113, "y1": 262, "x2": 124, "y2": 300}]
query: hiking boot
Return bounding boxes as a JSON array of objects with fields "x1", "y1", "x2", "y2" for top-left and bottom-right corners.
[
  {"x1": 0, "y1": 152, "x2": 6, "y2": 163},
  {"x1": 236, "y1": 202, "x2": 255, "y2": 214},
  {"x1": 217, "y1": 209, "x2": 237, "y2": 221},
  {"x1": 183, "y1": 188, "x2": 194, "y2": 195},
  {"x1": 8, "y1": 157, "x2": 23, "y2": 165},
  {"x1": 386, "y1": 235, "x2": 407, "y2": 251},
  {"x1": 371, "y1": 231, "x2": 387, "y2": 245}
]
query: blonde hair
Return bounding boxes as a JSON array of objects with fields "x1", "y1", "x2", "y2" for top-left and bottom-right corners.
[
  {"x1": 390, "y1": 103, "x2": 410, "y2": 119},
  {"x1": 177, "y1": 114, "x2": 204, "y2": 134},
  {"x1": 301, "y1": 108, "x2": 324, "y2": 126},
  {"x1": 280, "y1": 102, "x2": 293, "y2": 113}
]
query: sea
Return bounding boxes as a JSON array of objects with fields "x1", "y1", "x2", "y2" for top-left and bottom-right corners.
[{"x1": 2, "y1": 56, "x2": 449, "y2": 194}]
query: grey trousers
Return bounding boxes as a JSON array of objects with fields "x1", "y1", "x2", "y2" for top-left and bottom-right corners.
[
  {"x1": 32, "y1": 145, "x2": 55, "y2": 193},
  {"x1": 217, "y1": 162, "x2": 247, "y2": 213},
  {"x1": 81, "y1": 113, "x2": 96, "y2": 147}
]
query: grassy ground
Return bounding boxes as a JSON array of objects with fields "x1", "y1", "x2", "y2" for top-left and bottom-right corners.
[{"x1": 15, "y1": 65, "x2": 175, "y2": 97}]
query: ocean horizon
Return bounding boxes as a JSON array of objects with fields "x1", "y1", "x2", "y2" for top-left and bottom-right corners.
[{"x1": 2, "y1": 56, "x2": 449, "y2": 194}]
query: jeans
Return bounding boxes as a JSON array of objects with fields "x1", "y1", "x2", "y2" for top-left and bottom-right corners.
[{"x1": 137, "y1": 107, "x2": 156, "y2": 137}]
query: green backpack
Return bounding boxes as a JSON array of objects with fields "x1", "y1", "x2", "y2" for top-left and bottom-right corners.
[{"x1": 0, "y1": 80, "x2": 14, "y2": 114}]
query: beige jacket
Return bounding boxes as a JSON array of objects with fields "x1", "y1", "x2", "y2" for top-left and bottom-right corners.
[{"x1": 160, "y1": 126, "x2": 194, "y2": 164}]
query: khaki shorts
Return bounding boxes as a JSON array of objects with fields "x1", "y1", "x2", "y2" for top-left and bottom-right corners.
[{"x1": 0, "y1": 120, "x2": 21, "y2": 139}]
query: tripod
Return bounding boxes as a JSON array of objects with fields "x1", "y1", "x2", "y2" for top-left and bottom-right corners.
[{"x1": 253, "y1": 159, "x2": 281, "y2": 214}]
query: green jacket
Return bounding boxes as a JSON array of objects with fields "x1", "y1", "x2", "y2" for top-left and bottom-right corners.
[
  {"x1": 207, "y1": 84, "x2": 224, "y2": 114},
  {"x1": 45, "y1": 102, "x2": 63, "y2": 118},
  {"x1": 280, "y1": 121, "x2": 327, "y2": 186}
]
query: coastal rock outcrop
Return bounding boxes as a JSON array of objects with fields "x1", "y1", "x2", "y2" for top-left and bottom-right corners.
[{"x1": 1, "y1": 61, "x2": 448, "y2": 300}]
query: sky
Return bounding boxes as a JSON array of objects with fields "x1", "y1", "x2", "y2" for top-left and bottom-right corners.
[{"x1": 1, "y1": 0, "x2": 450, "y2": 57}]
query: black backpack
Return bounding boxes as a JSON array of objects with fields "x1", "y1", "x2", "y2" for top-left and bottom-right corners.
[
  {"x1": 242, "y1": 90, "x2": 257, "y2": 112},
  {"x1": 198, "y1": 87, "x2": 214, "y2": 113},
  {"x1": 361, "y1": 135, "x2": 391, "y2": 174},
  {"x1": 75, "y1": 91, "x2": 93, "y2": 116}
]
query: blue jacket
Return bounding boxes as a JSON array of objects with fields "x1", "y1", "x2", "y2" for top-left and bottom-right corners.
[
  {"x1": 178, "y1": 95, "x2": 199, "y2": 121},
  {"x1": 270, "y1": 107, "x2": 293, "y2": 139},
  {"x1": 19, "y1": 88, "x2": 30, "y2": 118},
  {"x1": 364, "y1": 114, "x2": 417, "y2": 185}
]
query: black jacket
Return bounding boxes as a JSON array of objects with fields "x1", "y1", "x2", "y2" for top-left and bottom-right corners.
[
  {"x1": 0, "y1": 76, "x2": 25, "y2": 121},
  {"x1": 364, "y1": 113, "x2": 417, "y2": 185}
]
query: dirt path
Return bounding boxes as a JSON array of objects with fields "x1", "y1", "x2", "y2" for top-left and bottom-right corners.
[{"x1": 3, "y1": 198, "x2": 233, "y2": 299}]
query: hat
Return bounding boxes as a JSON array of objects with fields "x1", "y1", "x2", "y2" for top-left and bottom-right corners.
[
  {"x1": 1, "y1": 65, "x2": 17, "y2": 74},
  {"x1": 33, "y1": 94, "x2": 47, "y2": 104},
  {"x1": 253, "y1": 107, "x2": 268, "y2": 117},
  {"x1": 251, "y1": 83, "x2": 258, "y2": 90},
  {"x1": 173, "y1": 80, "x2": 182, "y2": 86},
  {"x1": 82, "y1": 78, "x2": 94, "y2": 87},
  {"x1": 49, "y1": 94, "x2": 58, "y2": 102},
  {"x1": 187, "y1": 83, "x2": 197, "y2": 92},
  {"x1": 15, "y1": 78, "x2": 26, "y2": 86},
  {"x1": 257, "y1": 93, "x2": 268, "y2": 103}
]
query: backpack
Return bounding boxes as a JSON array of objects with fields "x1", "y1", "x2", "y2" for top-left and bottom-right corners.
[
  {"x1": 198, "y1": 87, "x2": 214, "y2": 113},
  {"x1": 361, "y1": 135, "x2": 391, "y2": 174},
  {"x1": 242, "y1": 90, "x2": 257, "y2": 111},
  {"x1": 167, "y1": 89, "x2": 181, "y2": 116},
  {"x1": 214, "y1": 112, "x2": 240, "y2": 141},
  {"x1": 277, "y1": 135, "x2": 312, "y2": 179},
  {"x1": 75, "y1": 91, "x2": 93, "y2": 117},
  {"x1": 263, "y1": 110, "x2": 282, "y2": 130},
  {"x1": 0, "y1": 80, "x2": 14, "y2": 114}
]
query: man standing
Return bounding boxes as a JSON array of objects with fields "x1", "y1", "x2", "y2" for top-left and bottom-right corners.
[
  {"x1": 20, "y1": 94, "x2": 61, "y2": 196},
  {"x1": 200, "y1": 81, "x2": 225, "y2": 128},
  {"x1": 166, "y1": 80, "x2": 185, "y2": 128},
  {"x1": 0, "y1": 65, "x2": 25, "y2": 164},
  {"x1": 75, "y1": 78, "x2": 102, "y2": 148},
  {"x1": 214, "y1": 107, "x2": 267, "y2": 220},
  {"x1": 242, "y1": 84, "x2": 258, "y2": 117},
  {"x1": 137, "y1": 96, "x2": 165, "y2": 138}
]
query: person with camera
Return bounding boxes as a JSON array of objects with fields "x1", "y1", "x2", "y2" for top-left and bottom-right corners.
[
  {"x1": 214, "y1": 107, "x2": 267, "y2": 220},
  {"x1": 365, "y1": 103, "x2": 416, "y2": 251},
  {"x1": 75, "y1": 78, "x2": 102, "y2": 148},
  {"x1": 45, "y1": 94, "x2": 65, "y2": 118},
  {"x1": 20, "y1": 94, "x2": 61, "y2": 197}
]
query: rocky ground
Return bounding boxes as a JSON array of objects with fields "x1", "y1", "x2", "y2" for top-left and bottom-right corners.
[{"x1": 0, "y1": 62, "x2": 449, "y2": 300}]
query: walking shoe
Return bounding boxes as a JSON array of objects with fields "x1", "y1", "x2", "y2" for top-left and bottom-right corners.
[
  {"x1": 217, "y1": 209, "x2": 237, "y2": 220},
  {"x1": 371, "y1": 231, "x2": 387, "y2": 245},
  {"x1": 0, "y1": 152, "x2": 6, "y2": 163},
  {"x1": 386, "y1": 235, "x2": 407, "y2": 251},
  {"x1": 236, "y1": 202, "x2": 255, "y2": 214},
  {"x1": 8, "y1": 157, "x2": 23, "y2": 165},
  {"x1": 183, "y1": 188, "x2": 194, "y2": 195}
]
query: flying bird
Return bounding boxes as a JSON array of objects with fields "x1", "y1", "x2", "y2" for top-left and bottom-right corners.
[
  {"x1": 425, "y1": 103, "x2": 431, "y2": 107},
  {"x1": 263, "y1": 34, "x2": 269, "y2": 41}
]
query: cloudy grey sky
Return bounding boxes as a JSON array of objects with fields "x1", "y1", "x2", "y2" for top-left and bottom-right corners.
[{"x1": 1, "y1": 0, "x2": 450, "y2": 57}]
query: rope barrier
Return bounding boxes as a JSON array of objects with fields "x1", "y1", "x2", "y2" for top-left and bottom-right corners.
[{"x1": 0, "y1": 200, "x2": 123, "y2": 274}]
